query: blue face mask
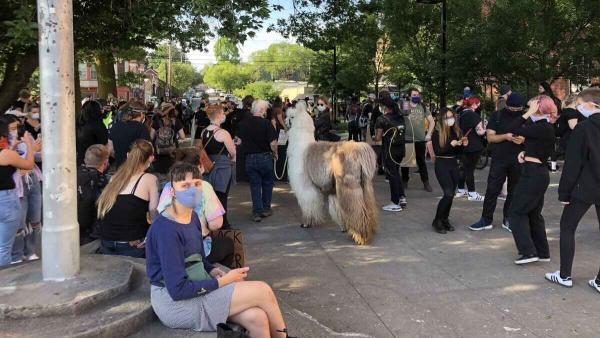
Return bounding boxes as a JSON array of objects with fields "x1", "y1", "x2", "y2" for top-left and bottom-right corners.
[
  {"x1": 411, "y1": 96, "x2": 420, "y2": 104},
  {"x1": 174, "y1": 187, "x2": 201, "y2": 208},
  {"x1": 463, "y1": 89, "x2": 471, "y2": 98},
  {"x1": 577, "y1": 104, "x2": 597, "y2": 118}
]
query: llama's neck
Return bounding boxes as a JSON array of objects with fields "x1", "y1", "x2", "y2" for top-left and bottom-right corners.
[{"x1": 288, "y1": 128, "x2": 314, "y2": 162}]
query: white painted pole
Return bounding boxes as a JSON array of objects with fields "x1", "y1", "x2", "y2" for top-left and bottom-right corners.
[{"x1": 38, "y1": 0, "x2": 80, "y2": 281}]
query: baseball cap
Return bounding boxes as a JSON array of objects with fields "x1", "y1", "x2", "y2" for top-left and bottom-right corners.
[
  {"x1": 499, "y1": 84, "x2": 512, "y2": 96},
  {"x1": 506, "y1": 92, "x2": 525, "y2": 108}
]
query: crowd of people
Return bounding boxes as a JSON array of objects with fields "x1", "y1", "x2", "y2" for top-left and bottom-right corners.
[{"x1": 1, "y1": 80, "x2": 599, "y2": 336}]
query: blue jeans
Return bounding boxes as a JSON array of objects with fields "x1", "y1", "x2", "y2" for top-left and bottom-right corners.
[
  {"x1": 99, "y1": 240, "x2": 146, "y2": 258},
  {"x1": 12, "y1": 173, "x2": 42, "y2": 261},
  {"x1": 245, "y1": 153, "x2": 274, "y2": 215},
  {"x1": 0, "y1": 189, "x2": 21, "y2": 267}
]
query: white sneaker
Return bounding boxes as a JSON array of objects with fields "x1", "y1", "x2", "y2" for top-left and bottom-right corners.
[
  {"x1": 589, "y1": 278, "x2": 600, "y2": 293},
  {"x1": 27, "y1": 254, "x2": 40, "y2": 261},
  {"x1": 467, "y1": 192, "x2": 485, "y2": 202},
  {"x1": 10, "y1": 260, "x2": 22, "y2": 265},
  {"x1": 455, "y1": 189, "x2": 467, "y2": 198},
  {"x1": 545, "y1": 271, "x2": 572, "y2": 287},
  {"x1": 382, "y1": 203, "x2": 402, "y2": 212}
]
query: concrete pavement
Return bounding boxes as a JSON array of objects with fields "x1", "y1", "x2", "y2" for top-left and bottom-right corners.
[{"x1": 225, "y1": 163, "x2": 600, "y2": 337}]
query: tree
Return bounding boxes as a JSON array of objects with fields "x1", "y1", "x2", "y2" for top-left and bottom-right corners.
[
  {"x1": 214, "y1": 37, "x2": 241, "y2": 63},
  {"x1": 0, "y1": 0, "x2": 38, "y2": 112},
  {"x1": 148, "y1": 43, "x2": 185, "y2": 70},
  {"x1": 203, "y1": 62, "x2": 257, "y2": 93},
  {"x1": 157, "y1": 62, "x2": 197, "y2": 94},
  {"x1": 0, "y1": 0, "x2": 275, "y2": 110},
  {"x1": 233, "y1": 81, "x2": 281, "y2": 100},
  {"x1": 249, "y1": 43, "x2": 316, "y2": 81}
]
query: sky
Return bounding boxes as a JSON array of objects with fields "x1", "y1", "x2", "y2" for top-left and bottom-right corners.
[{"x1": 186, "y1": 0, "x2": 296, "y2": 70}]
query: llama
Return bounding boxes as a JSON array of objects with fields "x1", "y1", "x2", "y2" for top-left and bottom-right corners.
[{"x1": 286, "y1": 101, "x2": 378, "y2": 245}]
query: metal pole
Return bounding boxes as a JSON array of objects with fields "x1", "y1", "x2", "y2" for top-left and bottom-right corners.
[
  {"x1": 37, "y1": 0, "x2": 80, "y2": 280},
  {"x1": 440, "y1": 0, "x2": 447, "y2": 109}
]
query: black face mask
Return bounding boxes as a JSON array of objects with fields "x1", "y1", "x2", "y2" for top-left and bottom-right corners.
[{"x1": 506, "y1": 107, "x2": 523, "y2": 115}]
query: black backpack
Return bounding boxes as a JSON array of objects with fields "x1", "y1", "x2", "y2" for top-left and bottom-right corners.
[
  {"x1": 382, "y1": 114, "x2": 406, "y2": 146},
  {"x1": 77, "y1": 167, "x2": 108, "y2": 239}
]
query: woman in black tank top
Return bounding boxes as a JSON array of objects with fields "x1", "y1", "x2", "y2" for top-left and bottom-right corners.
[
  {"x1": 200, "y1": 106, "x2": 237, "y2": 228},
  {"x1": 96, "y1": 140, "x2": 159, "y2": 258},
  {"x1": 0, "y1": 117, "x2": 35, "y2": 267}
]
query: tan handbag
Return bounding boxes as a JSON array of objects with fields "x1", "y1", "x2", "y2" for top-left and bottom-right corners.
[{"x1": 401, "y1": 118, "x2": 417, "y2": 168}]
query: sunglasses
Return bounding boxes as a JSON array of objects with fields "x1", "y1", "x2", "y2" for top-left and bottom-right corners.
[{"x1": 317, "y1": 103, "x2": 325, "y2": 107}]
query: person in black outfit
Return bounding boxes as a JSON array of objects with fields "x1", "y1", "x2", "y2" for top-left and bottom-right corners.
[
  {"x1": 193, "y1": 103, "x2": 211, "y2": 140},
  {"x1": 76, "y1": 100, "x2": 109, "y2": 166},
  {"x1": 430, "y1": 108, "x2": 467, "y2": 234},
  {"x1": 545, "y1": 88, "x2": 600, "y2": 291},
  {"x1": 558, "y1": 94, "x2": 586, "y2": 151},
  {"x1": 456, "y1": 97, "x2": 486, "y2": 201},
  {"x1": 314, "y1": 97, "x2": 332, "y2": 141},
  {"x1": 507, "y1": 95, "x2": 557, "y2": 265},
  {"x1": 469, "y1": 93, "x2": 526, "y2": 231},
  {"x1": 110, "y1": 107, "x2": 151, "y2": 168},
  {"x1": 369, "y1": 97, "x2": 406, "y2": 212},
  {"x1": 539, "y1": 82, "x2": 562, "y2": 172},
  {"x1": 77, "y1": 144, "x2": 110, "y2": 245},
  {"x1": 237, "y1": 100, "x2": 278, "y2": 222}
]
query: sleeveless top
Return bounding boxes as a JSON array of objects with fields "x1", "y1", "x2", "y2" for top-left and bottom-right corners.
[
  {"x1": 0, "y1": 149, "x2": 16, "y2": 190},
  {"x1": 98, "y1": 173, "x2": 150, "y2": 241},
  {"x1": 201, "y1": 128, "x2": 229, "y2": 156}
]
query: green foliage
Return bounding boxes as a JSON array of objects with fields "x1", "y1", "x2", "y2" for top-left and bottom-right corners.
[
  {"x1": 157, "y1": 62, "x2": 197, "y2": 94},
  {"x1": 249, "y1": 43, "x2": 316, "y2": 81},
  {"x1": 148, "y1": 43, "x2": 185, "y2": 69},
  {"x1": 233, "y1": 81, "x2": 281, "y2": 100},
  {"x1": 214, "y1": 37, "x2": 241, "y2": 63},
  {"x1": 117, "y1": 72, "x2": 145, "y2": 88},
  {"x1": 203, "y1": 62, "x2": 257, "y2": 93}
]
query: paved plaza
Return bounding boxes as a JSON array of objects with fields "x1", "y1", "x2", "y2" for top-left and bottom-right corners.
[{"x1": 222, "y1": 163, "x2": 600, "y2": 338}]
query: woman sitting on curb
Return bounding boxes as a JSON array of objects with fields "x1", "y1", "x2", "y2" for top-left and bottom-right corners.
[
  {"x1": 157, "y1": 148, "x2": 235, "y2": 268},
  {"x1": 146, "y1": 162, "x2": 293, "y2": 337}
]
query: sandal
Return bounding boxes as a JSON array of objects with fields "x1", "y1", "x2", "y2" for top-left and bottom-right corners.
[{"x1": 277, "y1": 328, "x2": 297, "y2": 338}]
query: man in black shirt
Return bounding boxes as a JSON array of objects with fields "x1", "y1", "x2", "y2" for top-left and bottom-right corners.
[
  {"x1": 469, "y1": 93, "x2": 526, "y2": 231},
  {"x1": 237, "y1": 99, "x2": 278, "y2": 222},
  {"x1": 109, "y1": 108, "x2": 151, "y2": 167},
  {"x1": 77, "y1": 144, "x2": 110, "y2": 245}
]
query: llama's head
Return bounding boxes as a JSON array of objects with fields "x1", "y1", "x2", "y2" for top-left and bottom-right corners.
[{"x1": 287, "y1": 100, "x2": 314, "y2": 133}]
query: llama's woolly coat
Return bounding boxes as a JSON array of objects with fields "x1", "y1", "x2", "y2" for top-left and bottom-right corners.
[{"x1": 286, "y1": 101, "x2": 378, "y2": 245}]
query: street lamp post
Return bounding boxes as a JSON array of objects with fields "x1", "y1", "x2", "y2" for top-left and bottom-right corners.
[
  {"x1": 37, "y1": 0, "x2": 80, "y2": 280},
  {"x1": 416, "y1": 0, "x2": 448, "y2": 109}
]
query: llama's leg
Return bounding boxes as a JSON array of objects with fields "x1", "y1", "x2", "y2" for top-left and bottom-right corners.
[
  {"x1": 328, "y1": 195, "x2": 347, "y2": 232},
  {"x1": 295, "y1": 183, "x2": 327, "y2": 227}
]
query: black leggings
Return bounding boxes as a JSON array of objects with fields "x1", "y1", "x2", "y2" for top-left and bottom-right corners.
[
  {"x1": 458, "y1": 151, "x2": 481, "y2": 192},
  {"x1": 401, "y1": 141, "x2": 429, "y2": 184},
  {"x1": 384, "y1": 149, "x2": 405, "y2": 204},
  {"x1": 559, "y1": 199, "x2": 600, "y2": 278},
  {"x1": 434, "y1": 158, "x2": 459, "y2": 222}
]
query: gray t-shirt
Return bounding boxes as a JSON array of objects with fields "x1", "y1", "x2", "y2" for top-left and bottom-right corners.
[{"x1": 405, "y1": 104, "x2": 430, "y2": 142}]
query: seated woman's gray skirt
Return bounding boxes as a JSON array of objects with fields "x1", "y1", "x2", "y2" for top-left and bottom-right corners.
[{"x1": 151, "y1": 284, "x2": 235, "y2": 331}]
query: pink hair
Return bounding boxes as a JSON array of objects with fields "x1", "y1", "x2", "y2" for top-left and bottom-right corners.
[{"x1": 536, "y1": 95, "x2": 558, "y2": 123}]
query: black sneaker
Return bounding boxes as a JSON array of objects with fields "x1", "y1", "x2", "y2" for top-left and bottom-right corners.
[
  {"x1": 515, "y1": 254, "x2": 539, "y2": 265},
  {"x1": 432, "y1": 219, "x2": 447, "y2": 234},
  {"x1": 423, "y1": 182, "x2": 433, "y2": 192},
  {"x1": 260, "y1": 209, "x2": 273, "y2": 218},
  {"x1": 399, "y1": 197, "x2": 407, "y2": 208}
]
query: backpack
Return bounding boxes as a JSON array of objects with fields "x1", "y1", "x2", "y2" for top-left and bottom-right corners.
[
  {"x1": 358, "y1": 115, "x2": 369, "y2": 128},
  {"x1": 155, "y1": 120, "x2": 176, "y2": 155},
  {"x1": 77, "y1": 168, "x2": 107, "y2": 239},
  {"x1": 382, "y1": 114, "x2": 406, "y2": 146}
]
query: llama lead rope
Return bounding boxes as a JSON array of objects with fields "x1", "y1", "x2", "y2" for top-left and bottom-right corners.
[{"x1": 274, "y1": 156, "x2": 288, "y2": 180}]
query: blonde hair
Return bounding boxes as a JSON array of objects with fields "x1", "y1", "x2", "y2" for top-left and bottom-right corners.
[
  {"x1": 97, "y1": 140, "x2": 154, "y2": 219},
  {"x1": 84, "y1": 144, "x2": 109, "y2": 167}
]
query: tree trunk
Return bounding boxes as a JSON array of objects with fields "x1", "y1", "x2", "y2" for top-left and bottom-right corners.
[
  {"x1": 95, "y1": 51, "x2": 117, "y2": 100},
  {"x1": 0, "y1": 48, "x2": 39, "y2": 113}
]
